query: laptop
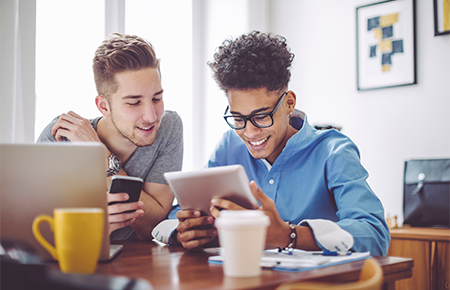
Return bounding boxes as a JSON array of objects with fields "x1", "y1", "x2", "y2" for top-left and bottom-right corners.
[{"x1": 0, "y1": 143, "x2": 123, "y2": 261}]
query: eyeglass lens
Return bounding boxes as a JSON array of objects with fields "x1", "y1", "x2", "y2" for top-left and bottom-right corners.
[
  {"x1": 224, "y1": 91, "x2": 287, "y2": 129},
  {"x1": 226, "y1": 114, "x2": 272, "y2": 129}
]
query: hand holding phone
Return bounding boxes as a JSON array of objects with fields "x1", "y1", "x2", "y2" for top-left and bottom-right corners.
[{"x1": 108, "y1": 176, "x2": 143, "y2": 211}]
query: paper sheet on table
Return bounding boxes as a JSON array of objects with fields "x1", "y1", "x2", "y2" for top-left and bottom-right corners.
[{"x1": 207, "y1": 248, "x2": 371, "y2": 272}]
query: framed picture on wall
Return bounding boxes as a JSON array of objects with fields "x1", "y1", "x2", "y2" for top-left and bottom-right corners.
[
  {"x1": 356, "y1": 0, "x2": 417, "y2": 91},
  {"x1": 434, "y1": 0, "x2": 450, "y2": 35}
]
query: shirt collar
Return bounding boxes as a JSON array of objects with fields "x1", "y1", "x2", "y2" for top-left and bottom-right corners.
[{"x1": 261, "y1": 159, "x2": 272, "y2": 171}]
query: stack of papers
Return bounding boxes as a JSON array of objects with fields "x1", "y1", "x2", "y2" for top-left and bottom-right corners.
[{"x1": 207, "y1": 248, "x2": 371, "y2": 272}]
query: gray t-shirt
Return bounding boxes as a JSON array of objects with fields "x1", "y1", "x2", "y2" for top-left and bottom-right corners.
[{"x1": 37, "y1": 110, "x2": 183, "y2": 240}]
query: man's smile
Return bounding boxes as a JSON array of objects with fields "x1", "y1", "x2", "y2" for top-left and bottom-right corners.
[
  {"x1": 137, "y1": 124, "x2": 156, "y2": 135},
  {"x1": 138, "y1": 126, "x2": 153, "y2": 130},
  {"x1": 248, "y1": 136, "x2": 269, "y2": 146}
]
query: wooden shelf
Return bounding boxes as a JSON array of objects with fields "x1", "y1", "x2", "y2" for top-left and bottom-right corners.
[
  {"x1": 388, "y1": 227, "x2": 450, "y2": 290},
  {"x1": 390, "y1": 227, "x2": 450, "y2": 242}
]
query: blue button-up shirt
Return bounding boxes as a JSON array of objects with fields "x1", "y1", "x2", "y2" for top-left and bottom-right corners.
[{"x1": 205, "y1": 112, "x2": 390, "y2": 256}]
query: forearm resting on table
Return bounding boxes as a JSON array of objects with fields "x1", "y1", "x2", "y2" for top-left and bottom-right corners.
[
  {"x1": 131, "y1": 187, "x2": 173, "y2": 240},
  {"x1": 270, "y1": 222, "x2": 320, "y2": 250},
  {"x1": 293, "y1": 225, "x2": 321, "y2": 251}
]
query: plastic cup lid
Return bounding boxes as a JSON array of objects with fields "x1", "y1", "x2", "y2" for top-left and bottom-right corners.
[{"x1": 215, "y1": 210, "x2": 270, "y2": 228}]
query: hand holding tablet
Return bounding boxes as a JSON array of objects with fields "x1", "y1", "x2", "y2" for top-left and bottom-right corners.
[{"x1": 164, "y1": 165, "x2": 258, "y2": 216}]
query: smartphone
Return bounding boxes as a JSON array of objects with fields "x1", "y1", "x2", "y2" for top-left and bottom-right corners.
[{"x1": 108, "y1": 176, "x2": 144, "y2": 210}]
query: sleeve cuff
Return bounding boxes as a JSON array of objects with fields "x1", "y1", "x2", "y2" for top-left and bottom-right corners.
[
  {"x1": 299, "y1": 219, "x2": 354, "y2": 252},
  {"x1": 151, "y1": 219, "x2": 179, "y2": 244}
]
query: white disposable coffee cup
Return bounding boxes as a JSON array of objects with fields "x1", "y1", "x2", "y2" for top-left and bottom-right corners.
[{"x1": 215, "y1": 210, "x2": 270, "y2": 277}]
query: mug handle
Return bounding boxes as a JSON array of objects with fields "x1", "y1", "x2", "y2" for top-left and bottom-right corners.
[{"x1": 32, "y1": 214, "x2": 58, "y2": 260}]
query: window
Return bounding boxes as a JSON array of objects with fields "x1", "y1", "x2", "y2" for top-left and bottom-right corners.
[
  {"x1": 35, "y1": 0, "x2": 251, "y2": 171},
  {"x1": 35, "y1": 0, "x2": 194, "y2": 169},
  {"x1": 35, "y1": 0, "x2": 104, "y2": 139}
]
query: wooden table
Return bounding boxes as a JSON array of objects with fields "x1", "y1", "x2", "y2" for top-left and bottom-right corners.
[{"x1": 89, "y1": 241, "x2": 413, "y2": 290}]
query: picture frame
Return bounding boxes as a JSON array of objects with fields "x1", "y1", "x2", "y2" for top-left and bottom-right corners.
[
  {"x1": 356, "y1": 0, "x2": 417, "y2": 91},
  {"x1": 434, "y1": 0, "x2": 450, "y2": 36}
]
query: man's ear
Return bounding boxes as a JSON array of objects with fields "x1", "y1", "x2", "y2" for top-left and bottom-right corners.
[
  {"x1": 96, "y1": 95, "x2": 111, "y2": 117},
  {"x1": 286, "y1": 91, "x2": 297, "y2": 113}
]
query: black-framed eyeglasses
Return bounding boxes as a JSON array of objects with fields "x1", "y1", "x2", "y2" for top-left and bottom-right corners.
[{"x1": 223, "y1": 91, "x2": 288, "y2": 130}]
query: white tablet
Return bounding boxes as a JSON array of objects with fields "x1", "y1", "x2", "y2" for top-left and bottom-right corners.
[{"x1": 164, "y1": 165, "x2": 259, "y2": 215}]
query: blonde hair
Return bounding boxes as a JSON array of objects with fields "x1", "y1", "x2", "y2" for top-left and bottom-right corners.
[{"x1": 93, "y1": 33, "x2": 160, "y2": 99}]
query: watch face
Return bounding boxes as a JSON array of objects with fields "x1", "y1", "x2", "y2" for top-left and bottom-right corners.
[
  {"x1": 113, "y1": 157, "x2": 120, "y2": 169},
  {"x1": 109, "y1": 155, "x2": 121, "y2": 172}
]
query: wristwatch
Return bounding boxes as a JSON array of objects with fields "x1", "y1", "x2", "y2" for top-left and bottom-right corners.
[{"x1": 107, "y1": 154, "x2": 121, "y2": 177}]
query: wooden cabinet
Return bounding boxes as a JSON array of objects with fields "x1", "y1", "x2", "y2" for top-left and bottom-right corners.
[{"x1": 387, "y1": 227, "x2": 450, "y2": 290}]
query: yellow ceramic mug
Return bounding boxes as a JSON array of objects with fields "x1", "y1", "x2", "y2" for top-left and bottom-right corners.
[{"x1": 32, "y1": 208, "x2": 104, "y2": 274}]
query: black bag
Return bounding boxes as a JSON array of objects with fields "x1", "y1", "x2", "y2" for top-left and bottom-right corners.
[{"x1": 403, "y1": 158, "x2": 450, "y2": 227}]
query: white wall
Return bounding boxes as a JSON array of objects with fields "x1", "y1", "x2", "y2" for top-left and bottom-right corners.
[
  {"x1": 194, "y1": 0, "x2": 253, "y2": 169},
  {"x1": 270, "y1": 0, "x2": 450, "y2": 224}
]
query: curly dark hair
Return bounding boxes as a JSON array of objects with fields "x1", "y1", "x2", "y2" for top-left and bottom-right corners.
[{"x1": 208, "y1": 31, "x2": 295, "y2": 93}]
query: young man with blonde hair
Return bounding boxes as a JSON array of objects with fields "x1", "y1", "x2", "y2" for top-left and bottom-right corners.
[{"x1": 38, "y1": 34, "x2": 183, "y2": 240}]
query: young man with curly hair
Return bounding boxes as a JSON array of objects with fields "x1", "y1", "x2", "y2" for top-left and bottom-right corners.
[
  {"x1": 37, "y1": 34, "x2": 183, "y2": 241},
  {"x1": 164, "y1": 31, "x2": 389, "y2": 256}
]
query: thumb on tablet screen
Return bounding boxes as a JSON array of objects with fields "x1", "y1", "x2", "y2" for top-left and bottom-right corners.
[{"x1": 249, "y1": 180, "x2": 268, "y2": 208}]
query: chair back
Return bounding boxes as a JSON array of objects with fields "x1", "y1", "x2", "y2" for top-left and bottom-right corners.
[{"x1": 276, "y1": 258, "x2": 383, "y2": 290}]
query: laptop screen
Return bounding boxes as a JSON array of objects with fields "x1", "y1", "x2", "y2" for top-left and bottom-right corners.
[{"x1": 0, "y1": 142, "x2": 114, "y2": 261}]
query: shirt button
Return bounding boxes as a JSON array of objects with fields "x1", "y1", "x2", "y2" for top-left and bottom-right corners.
[{"x1": 269, "y1": 179, "x2": 274, "y2": 184}]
